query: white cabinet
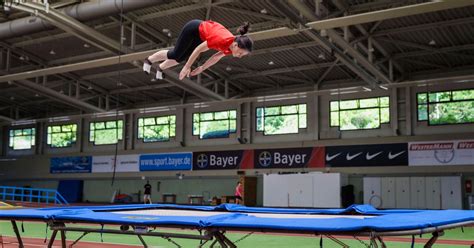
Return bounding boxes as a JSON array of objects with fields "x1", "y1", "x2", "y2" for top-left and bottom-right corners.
[
  {"x1": 287, "y1": 174, "x2": 313, "y2": 207},
  {"x1": 425, "y1": 177, "x2": 441, "y2": 209},
  {"x1": 381, "y1": 177, "x2": 396, "y2": 208},
  {"x1": 363, "y1": 177, "x2": 382, "y2": 208},
  {"x1": 395, "y1": 177, "x2": 410, "y2": 208},
  {"x1": 263, "y1": 174, "x2": 289, "y2": 207},
  {"x1": 441, "y1": 176, "x2": 462, "y2": 209},
  {"x1": 263, "y1": 173, "x2": 346, "y2": 208},
  {"x1": 410, "y1": 177, "x2": 426, "y2": 209}
]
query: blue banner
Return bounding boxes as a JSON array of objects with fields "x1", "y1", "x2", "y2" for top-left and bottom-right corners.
[
  {"x1": 139, "y1": 153, "x2": 192, "y2": 171},
  {"x1": 50, "y1": 156, "x2": 92, "y2": 174}
]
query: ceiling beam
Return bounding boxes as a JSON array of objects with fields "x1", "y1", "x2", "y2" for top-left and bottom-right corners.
[
  {"x1": 307, "y1": 0, "x2": 474, "y2": 30},
  {"x1": 229, "y1": 62, "x2": 337, "y2": 80},
  {"x1": 137, "y1": 0, "x2": 234, "y2": 21}
]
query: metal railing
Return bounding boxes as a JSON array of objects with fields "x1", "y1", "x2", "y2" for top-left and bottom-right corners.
[{"x1": 0, "y1": 186, "x2": 69, "y2": 205}]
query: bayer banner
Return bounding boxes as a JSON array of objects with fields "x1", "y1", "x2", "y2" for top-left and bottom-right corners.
[
  {"x1": 325, "y1": 143, "x2": 408, "y2": 167},
  {"x1": 50, "y1": 156, "x2": 92, "y2": 173},
  {"x1": 409, "y1": 140, "x2": 474, "y2": 166},
  {"x1": 139, "y1": 153, "x2": 192, "y2": 171},
  {"x1": 92, "y1": 155, "x2": 139, "y2": 173},
  {"x1": 254, "y1": 147, "x2": 325, "y2": 169},
  {"x1": 193, "y1": 150, "x2": 253, "y2": 170}
]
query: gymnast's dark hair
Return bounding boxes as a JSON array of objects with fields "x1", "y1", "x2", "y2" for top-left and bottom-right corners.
[{"x1": 235, "y1": 22, "x2": 253, "y2": 52}]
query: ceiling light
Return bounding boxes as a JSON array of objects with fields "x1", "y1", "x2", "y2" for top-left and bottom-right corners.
[
  {"x1": 428, "y1": 39, "x2": 436, "y2": 46},
  {"x1": 9, "y1": 96, "x2": 15, "y2": 100},
  {"x1": 268, "y1": 61, "x2": 274, "y2": 65},
  {"x1": 59, "y1": 90, "x2": 64, "y2": 94},
  {"x1": 260, "y1": 9, "x2": 267, "y2": 14},
  {"x1": 162, "y1": 28, "x2": 170, "y2": 33},
  {"x1": 19, "y1": 56, "x2": 25, "y2": 61},
  {"x1": 226, "y1": 66, "x2": 232, "y2": 71},
  {"x1": 35, "y1": 93, "x2": 40, "y2": 97},
  {"x1": 320, "y1": 29, "x2": 327, "y2": 37},
  {"x1": 318, "y1": 53, "x2": 326, "y2": 59},
  {"x1": 49, "y1": 49, "x2": 56, "y2": 55},
  {"x1": 151, "y1": 78, "x2": 157, "y2": 82},
  {"x1": 117, "y1": 82, "x2": 123, "y2": 86},
  {"x1": 87, "y1": 85, "x2": 93, "y2": 90},
  {"x1": 83, "y1": 43, "x2": 90, "y2": 48},
  {"x1": 379, "y1": 85, "x2": 388, "y2": 90},
  {"x1": 167, "y1": 32, "x2": 172, "y2": 37}
]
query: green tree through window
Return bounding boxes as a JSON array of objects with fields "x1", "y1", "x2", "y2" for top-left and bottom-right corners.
[
  {"x1": 417, "y1": 89, "x2": 474, "y2": 125},
  {"x1": 138, "y1": 115, "x2": 176, "y2": 142},
  {"x1": 47, "y1": 124, "x2": 77, "y2": 148},
  {"x1": 193, "y1": 110, "x2": 236, "y2": 139},
  {"x1": 89, "y1": 120, "x2": 123, "y2": 145},
  {"x1": 256, "y1": 104, "x2": 307, "y2": 135},
  {"x1": 9, "y1": 128, "x2": 35, "y2": 150},
  {"x1": 330, "y1": 96, "x2": 389, "y2": 130}
]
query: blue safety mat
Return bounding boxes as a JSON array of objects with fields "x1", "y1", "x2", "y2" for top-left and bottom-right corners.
[{"x1": 1, "y1": 204, "x2": 473, "y2": 232}]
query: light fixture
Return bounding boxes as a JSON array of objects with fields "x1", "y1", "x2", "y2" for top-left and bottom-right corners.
[
  {"x1": 162, "y1": 28, "x2": 170, "y2": 33},
  {"x1": 379, "y1": 85, "x2": 388, "y2": 90},
  {"x1": 117, "y1": 82, "x2": 123, "y2": 86},
  {"x1": 226, "y1": 66, "x2": 232, "y2": 71},
  {"x1": 87, "y1": 85, "x2": 93, "y2": 90},
  {"x1": 167, "y1": 32, "x2": 172, "y2": 37},
  {"x1": 362, "y1": 87, "x2": 372, "y2": 92},
  {"x1": 83, "y1": 43, "x2": 90, "y2": 48},
  {"x1": 9, "y1": 96, "x2": 15, "y2": 100},
  {"x1": 260, "y1": 8, "x2": 267, "y2": 14},
  {"x1": 19, "y1": 56, "x2": 25, "y2": 61},
  {"x1": 320, "y1": 29, "x2": 327, "y2": 37},
  {"x1": 150, "y1": 78, "x2": 157, "y2": 82},
  {"x1": 428, "y1": 39, "x2": 436, "y2": 46},
  {"x1": 268, "y1": 61, "x2": 274, "y2": 65},
  {"x1": 318, "y1": 53, "x2": 326, "y2": 59},
  {"x1": 49, "y1": 49, "x2": 56, "y2": 55},
  {"x1": 59, "y1": 90, "x2": 64, "y2": 94},
  {"x1": 35, "y1": 93, "x2": 40, "y2": 97}
]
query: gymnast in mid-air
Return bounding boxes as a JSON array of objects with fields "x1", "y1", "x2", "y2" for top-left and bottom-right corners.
[{"x1": 143, "y1": 19, "x2": 253, "y2": 80}]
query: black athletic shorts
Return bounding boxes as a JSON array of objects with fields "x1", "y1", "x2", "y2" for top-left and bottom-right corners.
[
  {"x1": 235, "y1": 195, "x2": 242, "y2": 200},
  {"x1": 167, "y1": 19, "x2": 203, "y2": 63}
]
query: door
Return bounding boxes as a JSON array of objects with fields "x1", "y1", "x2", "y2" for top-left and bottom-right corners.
[
  {"x1": 441, "y1": 176, "x2": 462, "y2": 209},
  {"x1": 425, "y1": 177, "x2": 441, "y2": 209},
  {"x1": 363, "y1": 177, "x2": 382, "y2": 208},
  {"x1": 395, "y1": 177, "x2": 410, "y2": 208},
  {"x1": 410, "y1": 177, "x2": 426, "y2": 209},
  {"x1": 381, "y1": 177, "x2": 396, "y2": 209}
]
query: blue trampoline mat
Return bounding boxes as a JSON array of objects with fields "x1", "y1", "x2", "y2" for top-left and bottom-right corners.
[{"x1": 1, "y1": 204, "x2": 473, "y2": 233}]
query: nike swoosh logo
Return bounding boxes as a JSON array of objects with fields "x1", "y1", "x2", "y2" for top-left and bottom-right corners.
[
  {"x1": 346, "y1": 152, "x2": 362, "y2": 160},
  {"x1": 366, "y1": 151, "x2": 383, "y2": 160},
  {"x1": 326, "y1": 153, "x2": 341, "y2": 161},
  {"x1": 388, "y1": 151, "x2": 405, "y2": 159}
]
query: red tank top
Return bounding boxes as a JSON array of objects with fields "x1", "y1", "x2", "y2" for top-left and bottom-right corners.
[{"x1": 199, "y1": 20, "x2": 234, "y2": 55}]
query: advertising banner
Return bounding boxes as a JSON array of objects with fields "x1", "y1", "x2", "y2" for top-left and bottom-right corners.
[
  {"x1": 50, "y1": 156, "x2": 92, "y2": 173},
  {"x1": 92, "y1": 155, "x2": 140, "y2": 173},
  {"x1": 254, "y1": 147, "x2": 325, "y2": 169},
  {"x1": 409, "y1": 140, "x2": 474, "y2": 166},
  {"x1": 192, "y1": 150, "x2": 253, "y2": 170},
  {"x1": 139, "y1": 153, "x2": 192, "y2": 171},
  {"x1": 325, "y1": 143, "x2": 408, "y2": 167}
]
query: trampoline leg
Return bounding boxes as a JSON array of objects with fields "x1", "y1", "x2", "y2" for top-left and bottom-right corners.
[
  {"x1": 424, "y1": 231, "x2": 443, "y2": 248},
  {"x1": 47, "y1": 230, "x2": 58, "y2": 248},
  {"x1": 60, "y1": 230, "x2": 67, "y2": 248},
  {"x1": 137, "y1": 235, "x2": 148, "y2": 248},
  {"x1": 325, "y1": 235, "x2": 349, "y2": 248},
  {"x1": 377, "y1": 236, "x2": 387, "y2": 248},
  {"x1": 11, "y1": 221, "x2": 24, "y2": 248},
  {"x1": 70, "y1": 232, "x2": 89, "y2": 247}
]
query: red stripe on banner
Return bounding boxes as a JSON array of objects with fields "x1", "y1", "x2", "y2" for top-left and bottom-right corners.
[
  {"x1": 239, "y1": 150, "x2": 254, "y2": 169},
  {"x1": 307, "y1": 147, "x2": 325, "y2": 168}
]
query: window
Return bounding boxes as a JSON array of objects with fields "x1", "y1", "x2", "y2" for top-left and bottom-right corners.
[
  {"x1": 417, "y1": 89, "x2": 474, "y2": 125},
  {"x1": 47, "y1": 124, "x2": 77, "y2": 148},
  {"x1": 330, "y1": 96, "x2": 390, "y2": 130},
  {"x1": 9, "y1": 128, "x2": 35, "y2": 150},
  {"x1": 256, "y1": 104, "x2": 307, "y2": 135},
  {"x1": 138, "y1": 115, "x2": 176, "y2": 142},
  {"x1": 89, "y1": 120, "x2": 123, "y2": 145},
  {"x1": 193, "y1": 110, "x2": 237, "y2": 139}
]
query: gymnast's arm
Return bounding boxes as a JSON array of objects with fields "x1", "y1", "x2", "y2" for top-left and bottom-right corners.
[
  {"x1": 190, "y1": 52, "x2": 225, "y2": 76},
  {"x1": 179, "y1": 41, "x2": 209, "y2": 79}
]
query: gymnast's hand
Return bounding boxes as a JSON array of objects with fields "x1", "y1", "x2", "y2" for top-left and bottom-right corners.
[
  {"x1": 179, "y1": 65, "x2": 191, "y2": 80},
  {"x1": 190, "y1": 66, "x2": 204, "y2": 77}
]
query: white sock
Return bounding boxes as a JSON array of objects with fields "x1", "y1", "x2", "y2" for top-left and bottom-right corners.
[
  {"x1": 143, "y1": 62, "x2": 151, "y2": 74},
  {"x1": 155, "y1": 69, "x2": 164, "y2": 80}
]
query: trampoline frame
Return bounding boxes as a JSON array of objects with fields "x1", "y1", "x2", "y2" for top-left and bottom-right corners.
[{"x1": 6, "y1": 217, "x2": 473, "y2": 248}]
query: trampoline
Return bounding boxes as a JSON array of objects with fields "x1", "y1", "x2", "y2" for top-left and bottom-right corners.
[{"x1": 1, "y1": 204, "x2": 473, "y2": 248}]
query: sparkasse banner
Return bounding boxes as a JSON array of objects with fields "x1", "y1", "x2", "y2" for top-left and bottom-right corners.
[{"x1": 409, "y1": 140, "x2": 474, "y2": 166}]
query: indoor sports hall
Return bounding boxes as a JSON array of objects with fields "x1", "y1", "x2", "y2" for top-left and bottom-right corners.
[{"x1": 0, "y1": 0, "x2": 473, "y2": 247}]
